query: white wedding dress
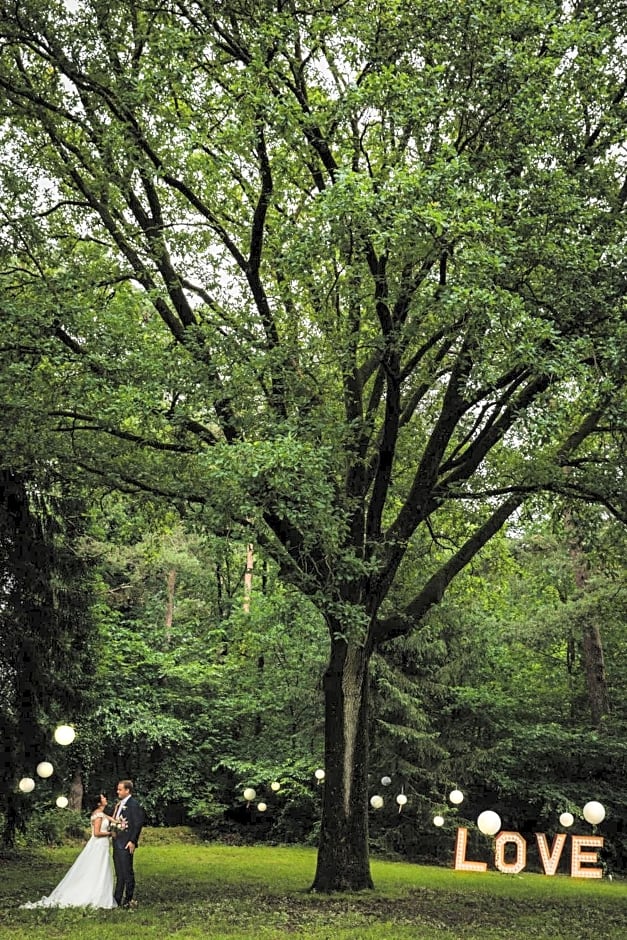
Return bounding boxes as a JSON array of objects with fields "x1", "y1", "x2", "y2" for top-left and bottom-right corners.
[{"x1": 21, "y1": 812, "x2": 117, "y2": 909}]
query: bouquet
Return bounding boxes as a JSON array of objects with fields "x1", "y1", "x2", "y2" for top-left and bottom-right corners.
[{"x1": 110, "y1": 816, "x2": 129, "y2": 833}]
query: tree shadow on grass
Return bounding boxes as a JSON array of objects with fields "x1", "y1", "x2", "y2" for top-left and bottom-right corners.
[{"x1": 138, "y1": 880, "x2": 627, "y2": 938}]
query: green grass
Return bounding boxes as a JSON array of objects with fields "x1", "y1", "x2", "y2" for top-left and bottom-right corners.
[{"x1": 1, "y1": 834, "x2": 626, "y2": 939}]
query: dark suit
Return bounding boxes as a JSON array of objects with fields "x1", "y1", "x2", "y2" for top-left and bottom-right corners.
[{"x1": 112, "y1": 795, "x2": 144, "y2": 906}]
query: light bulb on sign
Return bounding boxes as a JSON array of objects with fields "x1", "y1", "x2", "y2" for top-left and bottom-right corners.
[
  {"x1": 54, "y1": 725, "x2": 76, "y2": 746},
  {"x1": 243, "y1": 787, "x2": 256, "y2": 802},
  {"x1": 370, "y1": 795, "x2": 384, "y2": 809},
  {"x1": 56, "y1": 796, "x2": 69, "y2": 808},
  {"x1": 36, "y1": 761, "x2": 54, "y2": 778},
  {"x1": 18, "y1": 777, "x2": 35, "y2": 793}
]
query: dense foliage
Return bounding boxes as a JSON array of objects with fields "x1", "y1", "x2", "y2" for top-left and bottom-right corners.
[
  {"x1": 7, "y1": 504, "x2": 624, "y2": 873},
  {"x1": 0, "y1": 469, "x2": 95, "y2": 847}
]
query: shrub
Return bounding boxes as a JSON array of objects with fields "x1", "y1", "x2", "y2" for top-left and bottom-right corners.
[{"x1": 24, "y1": 809, "x2": 87, "y2": 847}]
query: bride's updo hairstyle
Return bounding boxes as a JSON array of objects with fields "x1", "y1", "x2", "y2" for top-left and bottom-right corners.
[{"x1": 88, "y1": 793, "x2": 108, "y2": 812}]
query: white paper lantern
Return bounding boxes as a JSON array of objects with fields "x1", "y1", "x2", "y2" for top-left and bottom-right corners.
[
  {"x1": 257, "y1": 802, "x2": 267, "y2": 812},
  {"x1": 36, "y1": 761, "x2": 54, "y2": 778},
  {"x1": 449, "y1": 789, "x2": 464, "y2": 805},
  {"x1": 477, "y1": 810, "x2": 501, "y2": 836},
  {"x1": 18, "y1": 777, "x2": 35, "y2": 793},
  {"x1": 433, "y1": 815, "x2": 445, "y2": 827},
  {"x1": 381, "y1": 776, "x2": 392, "y2": 786},
  {"x1": 54, "y1": 725, "x2": 76, "y2": 746},
  {"x1": 559, "y1": 812, "x2": 574, "y2": 828},
  {"x1": 243, "y1": 787, "x2": 256, "y2": 802},
  {"x1": 56, "y1": 796, "x2": 69, "y2": 808},
  {"x1": 270, "y1": 781, "x2": 281, "y2": 792},
  {"x1": 583, "y1": 801, "x2": 606, "y2": 825},
  {"x1": 370, "y1": 795, "x2": 384, "y2": 809},
  {"x1": 314, "y1": 769, "x2": 325, "y2": 782},
  {"x1": 396, "y1": 793, "x2": 408, "y2": 806}
]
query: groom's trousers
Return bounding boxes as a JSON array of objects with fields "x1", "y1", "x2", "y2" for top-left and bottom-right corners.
[{"x1": 113, "y1": 842, "x2": 135, "y2": 905}]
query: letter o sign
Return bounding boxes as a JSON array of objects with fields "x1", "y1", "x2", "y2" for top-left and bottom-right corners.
[{"x1": 494, "y1": 831, "x2": 527, "y2": 874}]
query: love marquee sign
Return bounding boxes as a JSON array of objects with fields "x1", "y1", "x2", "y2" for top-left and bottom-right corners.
[{"x1": 454, "y1": 827, "x2": 605, "y2": 878}]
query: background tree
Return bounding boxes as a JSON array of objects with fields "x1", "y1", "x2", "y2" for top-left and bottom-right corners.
[
  {"x1": 428, "y1": 512, "x2": 627, "y2": 868},
  {"x1": 0, "y1": 469, "x2": 95, "y2": 847},
  {"x1": 77, "y1": 499, "x2": 327, "y2": 832},
  {"x1": 0, "y1": 0, "x2": 625, "y2": 888}
]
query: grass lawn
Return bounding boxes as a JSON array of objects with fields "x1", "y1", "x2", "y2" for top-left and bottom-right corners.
[{"x1": 1, "y1": 831, "x2": 625, "y2": 939}]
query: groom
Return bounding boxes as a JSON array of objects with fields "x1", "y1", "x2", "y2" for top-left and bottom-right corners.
[{"x1": 112, "y1": 779, "x2": 144, "y2": 908}]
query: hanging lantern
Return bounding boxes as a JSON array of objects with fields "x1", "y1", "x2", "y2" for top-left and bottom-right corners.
[
  {"x1": 559, "y1": 812, "x2": 574, "y2": 828},
  {"x1": 583, "y1": 801, "x2": 605, "y2": 825},
  {"x1": 36, "y1": 761, "x2": 54, "y2": 779},
  {"x1": 433, "y1": 815, "x2": 445, "y2": 827},
  {"x1": 370, "y1": 795, "x2": 384, "y2": 809},
  {"x1": 53, "y1": 725, "x2": 76, "y2": 746},
  {"x1": 243, "y1": 787, "x2": 256, "y2": 802},
  {"x1": 56, "y1": 796, "x2": 69, "y2": 808},
  {"x1": 270, "y1": 782, "x2": 281, "y2": 792},
  {"x1": 314, "y1": 769, "x2": 325, "y2": 783},
  {"x1": 396, "y1": 793, "x2": 408, "y2": 812},
  {"x1": 381, "y1": 776, "x2": 392, "y2": 787},
  {"x1": 18, "y1": 777, "x2": 35, "y2": 793},
  {"x1": 477, "y1": 810, "x2": 501, "y2": 836},
  {"x1": 449, "y1": 789, "x2": 464, "y2": 805},
  {"x1": 257, "y1": 802, "x2": 267, "y2": 812}
]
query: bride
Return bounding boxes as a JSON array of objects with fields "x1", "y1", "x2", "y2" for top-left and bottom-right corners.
[{"x1": 21, "y1": 793, "x2": 117, "y2": 909}]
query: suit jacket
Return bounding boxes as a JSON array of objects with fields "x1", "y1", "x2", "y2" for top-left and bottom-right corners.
[{"x1": 113, "y1": 795, "x2": 144, "y2": 848}]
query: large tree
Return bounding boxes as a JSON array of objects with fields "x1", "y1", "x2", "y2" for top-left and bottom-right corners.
[
  {"x1": 0, "y1": 469, "x2": 95, "y2": 846},
  {"x1": 0, "y1": 0, "x2": 625, "y2": 888}
]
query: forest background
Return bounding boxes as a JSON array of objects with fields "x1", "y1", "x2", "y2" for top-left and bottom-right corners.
[
  {"x1": 2, "y1": 477, "x2": 626, "y2": 876},
  {"x1": 0, "y1": 0, "x2": 626, "y2": 891}
]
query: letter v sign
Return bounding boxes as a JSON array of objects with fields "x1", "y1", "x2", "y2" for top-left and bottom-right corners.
[{"x1": 536, "y1": 833, "x2": 567, "y2": 875}]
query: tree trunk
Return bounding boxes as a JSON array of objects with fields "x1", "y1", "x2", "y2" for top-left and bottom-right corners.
[
  {"x1": 68, "y1": 770, "x2": 84, "y2": 812},
  {"x1": 581, "y1": 621, "x2": 610, "y2": 727},
  {"x1": 311, "y1": 637, "x2": 374, "y2": 892},
  {"x1": 243, "y1": 543, "x2": 254, "y2": 613},
  {"x1": 1, "y1": 793, "x2": 19, "y2": 849},
  {"x1": 165, "y1": 567, "x2": 176, "y2": 643},
  {"x1": 569, "y1": 530, "x2": 610, "y2": 728}
]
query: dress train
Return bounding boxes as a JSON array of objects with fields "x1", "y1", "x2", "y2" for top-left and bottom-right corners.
[{"x1": 20, "y1": 812, "x2": 117, "y2": 909}]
